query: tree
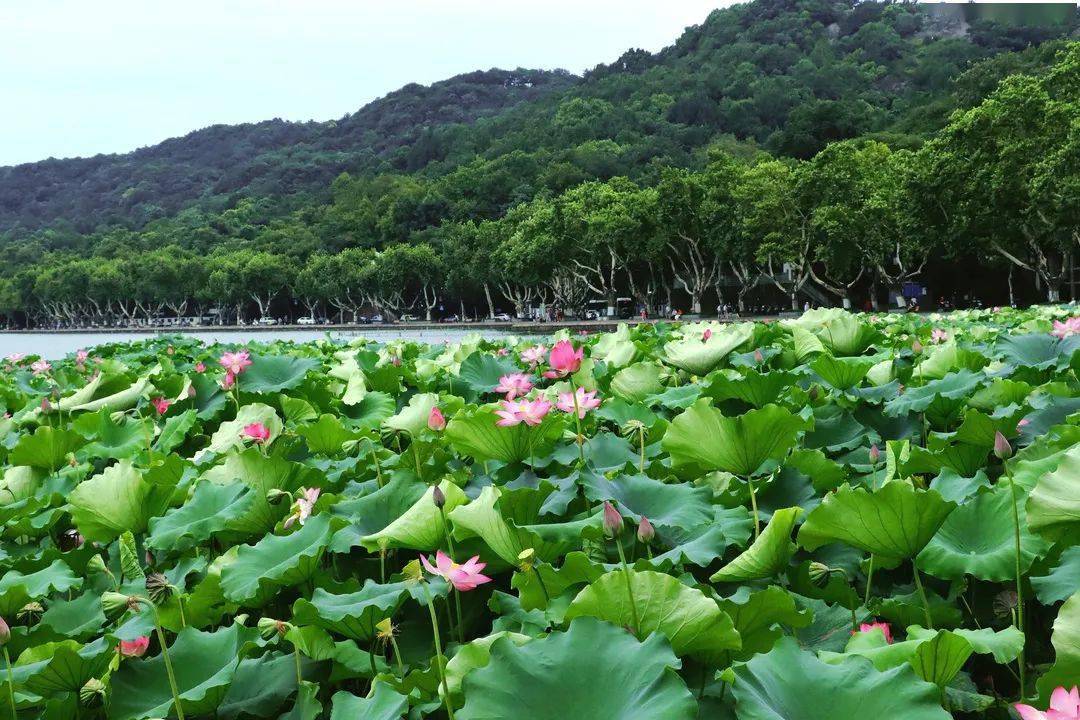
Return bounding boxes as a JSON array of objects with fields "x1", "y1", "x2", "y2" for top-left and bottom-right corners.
[{"x1": 239, "y1": 252, "x2": 297, "y2": 319}]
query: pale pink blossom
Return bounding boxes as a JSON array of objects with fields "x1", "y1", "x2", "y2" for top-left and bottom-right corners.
[
  {"x1": 495, "y1": 373, "x2": 534, "y2": 400},
  {"x1": 496, "y1": 347, "x2": 510, "y2": 357},
  {"x1": 543, "y1": 340, "x2": 583, "y2": 379},
  {"x1": 151, "y1": 397, "x2": 171, "y2": 416},
  {"x1": 1017, "y1": 418, "x2": 1030, "y2": 431},
  {"x1": 428, "y1": 406, "x2": 446, "y2": 432},
  {"x1": 556, "y1": 387, "x2": 601, "y2": 419},
  {"x1": 4, "y1": 353, "x2": 25, "y2": 364},
  {"x1": 856, "y1": 621, "x2": 893, "y2": 644},
  {"x1": 241, "y1": 422, "x2": 271, "y2": 444},
  {"x1": 194, "y1": 362, "x2": 206, "y2": 373},
  {"x1": 930, "y1": 328, "x2": 948, "y2": 344},
  {"x1": 118, "y1": 636, "x2": 150, "y2": 657},
  {"x1": 219, "y1": 350, "x2": 252, "y2": 375},
  {"x1": 520, "y1": 345, "x2": 547, "y2": 367},
  {"x1": 30, "y1": 359, "x2": 51, "y2": 375},
  {"x1": 420, "y1": 550, "x2": 492, "y2": 592},
  {"x1": 1051, "y1": 317, "x2": 1080, "y2": 340},
  {"x1": 220, "y1": 372, "x2": 236, "y2": 390},
  {"x1": 75, "y1": 349, "x2": 89, "y2": 365},
  {"x1": 284, "y1": 487, "x2": 321, "y2": 529},
  {"x1": 494, "y1": 398, "x2": 552, "y2": 427},
  {"x1": 702, "y1": 328, "x2": 712, "y2": 343},
  {"x1": 1015, "y1": 686, "x2": 1080, "y2": 720}
]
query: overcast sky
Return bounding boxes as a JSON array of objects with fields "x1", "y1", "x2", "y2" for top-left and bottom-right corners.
[{"x1": 0, "y1": 1, "x2": 729, "y2": 166}]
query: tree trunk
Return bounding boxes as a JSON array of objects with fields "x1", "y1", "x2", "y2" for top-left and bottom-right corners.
[{"x1": 483, "y1": 284, "x2": 496, "y2": 319}]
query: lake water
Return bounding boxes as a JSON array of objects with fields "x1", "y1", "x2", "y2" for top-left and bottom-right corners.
[{"x1": 0, "y1": 327, "x2": 523, "y2": 359}]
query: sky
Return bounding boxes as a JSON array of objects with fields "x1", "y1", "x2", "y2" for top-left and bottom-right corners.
[{"x1": 0, "y1": 0, "x2": 729, "y2": 167}]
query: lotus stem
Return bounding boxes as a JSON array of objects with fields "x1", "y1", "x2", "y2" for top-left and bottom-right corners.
[
  {"x1": 532, "y1": 565, "x2": 551, "y2": 605},
  {"x1": 389, "y1": 633, "x2": 405, "y2": 678},
  {"x1": 293, "y1": 644, "x2": 303, "y2": 688},
  {"x1": 149, "y1": 606, "x2": 185, "y2": 720},
  {"x1": 412, "y1": 439, "x2": 423, "y2": 478},
  {"x1": 638, "y1": 427, "x2": 646, "y2": 474},
  {"x1": 569, "y1": 378, "x2": 585, "y2": 465},
  {"x1": 746, "y1": 477, "x2": 760, "y2": 539},
  {"x1": 438, "y1": 504, "x2": 465, "y2": 644},
  {"x1": 1006, "y1": 473, "x2": 1027, "y2": 698},
  {"x1": 614, "y1": 539, "x2": 641, "y2": 634},
  {"x1": 422, "y1": 582, "x2": 456, "y2": 720},
  {"x1": 911, "y1": 563, "x2": 933, "y2": 630},
  {"x1": 3, "y1": 647, "x2": 16, "y2": 720},
  {"x1": 864, "y1": 554, "x2": 875, "y2": 607}
]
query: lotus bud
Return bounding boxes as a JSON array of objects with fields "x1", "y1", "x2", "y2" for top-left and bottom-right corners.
[
  {"x1": 0, "y1": 616, "x2": 9, "y2": 645},
  {"x1": 602, "y1": 501, "x2": 623, "y2": 537},
  {"x1": 402, "y1": 559, "x2": 423, "y2": 583},
  {"x1": 753, "y1": 348, "x2": 764, "y2": 364},
  {"x1": 101, "y1": 592, "x2": 140, "y2": 618},
  {"x1": 80, "y1": 677, "x2": 107, "y2": 708},
  {"x1": 517, "y1": 548, "x2": 536, "y2": 572},
  {"x1": 993, "y1": 431, "x2": 1013, "y2": 460},
  {"x1": 427, "y1": 406, "x2": 446, "y2": 432},
  {"x1": 808, "y1": 561, "x2": 833, "y2": 588},
  {"x1": 868, "y1": 444, "x2": 880, "y2": 464},
  {"x1": 701, "y1": 328, "x2": 712, "y2": 343},
  {"x1": 807, "y1": 385, "x2": 819, "y2": 402},
  {"x1": 432, "y1": 485, "x2": 446, "y2": 509},
  {"x1": 40, "y1": 397, "x2": 51, "y2": 413},
  {"x1": 636, "y1": 516, "x2": 655, "y2": 543},
  {"x1": 912, "y1": 339, "x2": 922, "y2": 354},
  {"x1": 145, "y1": 572, "x2": 172, "y2": 604},
  {"x1": 257, "y1": 617, "x2": 291, "y2": 639}
]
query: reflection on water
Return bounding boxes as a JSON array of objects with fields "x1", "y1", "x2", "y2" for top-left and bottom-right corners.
[{"x1": 0, "y1": 327, "x2": 522, "y2": 359}]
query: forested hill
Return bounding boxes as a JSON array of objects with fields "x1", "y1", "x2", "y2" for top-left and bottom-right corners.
[
  {"x1": 0, "y1": 69, "x2": 575, "y2": 233},
  {"x1": 1, "y1": 0, "x2": 1075, "y2": 239}
]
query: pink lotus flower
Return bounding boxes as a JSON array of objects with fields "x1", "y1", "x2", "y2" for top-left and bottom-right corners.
[
  {"x1": 1051, "y1": 317, "x2": 1080, "y2": 340},
  {"x1": 284, "y1": 487, "x2": 320, "y2": 529},
  {"x1": 543, "y1": 340, "x2": 583, "y2": 379},
  {"x1": 753, "y1": 348, "x2": 764, "y2": 364},
  {"x1": 930, "y1": 328, "x2": 948, "y2": 344},
  {"x1": 1016, "y1": 686, "x2": 1080, "y2": 720},
  {"x1": 495, "y1": 373, "x2": 533, "y2": 400},
  {"x1": 241, "y1": 422, "x2": 271, "y2": 444},
  {"x1": 31, "y1": 359, "x2": 51, "y2": 375},
  {"x1": 520, "y1": 345, "x2": 547, "y2": 367},
  {"x1": 194, "y1": 362, "x2": 206, "y2": 373},
  {"x1": 151, "y1": 396, "x2": 171, "y2": 415},
  {"x1": 428, "y1": 406, "x2": 446, "y2": 432},
  {"x1": 118, "y1": 636, "x2": 150, "y2": 657},
  {"x1": 219, "y1": 350, "x2": 252, "y2": 376},
  {"x1": 556, "y1": 387, "x2": 601, "y2": 419},
  {"x1": 494, "y1": 398, "x2": 552, "y2": 427},
  {"x1": 220, "y1": 372, "x2": 236, "y2": 390},
  {"x1": 75, "y1": 349, "x2": 89, "y2": 365},
  {"x1": 857, "y1": 621, "x2": 893, "y2": 644},
  {"x1": 5, "y1": 353, "x2": 25, "y2": 364},
  {"x1": 420, "y1": 550, "x2": 492, "y2": 592},
  {"x1": 702, "y1": 328, "x2": 712, "y2": 343},
  {"x1": 496, "y1": 347, "x2": 510, "y2": 357}
]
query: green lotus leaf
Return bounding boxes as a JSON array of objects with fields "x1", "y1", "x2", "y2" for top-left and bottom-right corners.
[
  {"x1": 651, "y1": 506, "x2": 753, "y2": 569},
  {"x1": 1026, "y1": 444, "x2": 1080, "y2": 542},
  {"x1": 789, "y1": 325, "x2": 826, "y2": 361},
  {"x1": 450, "y1": 485, "x2": 581, "y2": 565},
  {"x1": 610, "y1": 362, "x2": 665, "y2": 402},
  {"x1": 110, "y1": 623, "x2": 258, "y2": 720},
  {"x1": 383, "y1": 392, "x2": 439, "y2": 437},
  {"x1": 458, "y1": 617, "x2": 697, "y2": 720},
  {"x1": 68, "y1": 458, "x2": 176, "y2": 542},
  {"x1": 663, "y1": 400, "x2": 810, "y2": 476},
  {"x1": 820, "y1": 628, "x2": 972, "y2": 688},
  {"x1": 798, "y1": 481, "x2": 955, "y2": 561},
  {"x1": 443, "y1": 631, "x2": 533, "y2": 701},
  {"x1": 1036, "y1": 592, "x2": 1080, "y2": 705},
  {"x1": 645, "y1": 383, "x2": 702, "y2": 410},
  {"x1": 592, "y1": 323, "x2": 638, "y2": 368},
  {"x1": 328, "y1": 474, "x2": 427, "y2": 553},
  {"x1": 457, "y1": 351, "x2": 522, "y2": 395},
  {"x1": 662, "y1": 322, "x2": 753, "y2": 375},
  {"x1": 10, "y1": 426, "x2": 85, "y2": 470},
  {"x1": 217, "y1": 652, "x2": 299, "y2": 720},
  {"x1": 565, "y1": 569, "x2": 740, "y2": 661},
  {"x1": 330, "y1": 683, "x2": 409, "y2": 720},
  {"x1": 239, "y1": 354, "x2": 320, "y2": 394},
  {"x1": 220, "y1": 513, "x2": 333, "y2": 605},
  {"x1": 360, "y1": 480, "x2": 467, "y2": 552},
  {"x1": 291, "y1": 580, "x2": 410, "y2": 641},
  {"x1": 730, "y1": 637, "x2": 952, "y2": 720},
  {"x1": 996, "y1": 333, "x2": 1080, "y2": 371},
  {"x1": 580, "y1": 471, "x2": 714, "y2": 533},
  {"x1": 811, "y1": 354, "x2": 874, "y2": 390},
  {"x1": 906, "y1": 625, "x2": 1024, "y2": 665},
  {"x1": 0, "y1": 560, "x2": 82, "y2": 618},
  {"x1": 1032, "y1": 546, "x2": 1080, "y2": 605},
  {"x1": 147, "y1": 480, "x2": 255, "y2": 553},
  {"x1": 201, "y1": 449, "x2": 314, "y2": 540},
  {"x1": 884, "y1": 370, "x2": 984, "y2": 418},
  {"x1": 279, "y1": 681, "x2": 322, "y2": 720},
  {"x1": 155, "y1": 408, "x2": 198, "y2": 453},
  {"x1": 446, "y1": 404, "x2": 564, "y2": 464},
  {"x1": 10, "y1": 637, "x2": 111, "y2": 697},
  {"x1": 711, "y1": 507, "x2": 802, "y2": 582},
  {"x1": 717, "y1": 585, "x2": 812, "y2": 659},
  {"x1": 298, "y1": 413, "x2": 364, "y2": 455},
  {"x1": 914, "y1": 343, "x2": 987, "y2": 381},
  {"x1": 69, "y1": 377, "x2": 150, "y2": 413},
  {"x1": 705, "y1": 368, "x2": 796, "y2": 408},
  {"x1": 203, "y1": 403, "x2": 284, "y2": 456},
  {"x1": 71, "y1": 408, "x2": 147, "y2": 459},
  {"x1": 917, "y1": 486, "x2": 1047, "y2": 581},
  {"x1": 38, "y1": 591, "x2": 106, "y2": 640}
]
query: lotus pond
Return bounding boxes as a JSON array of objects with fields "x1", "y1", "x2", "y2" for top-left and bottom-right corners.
[{"x1": 1, "y1": 307, "x2": 1079, "y2": 720}]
